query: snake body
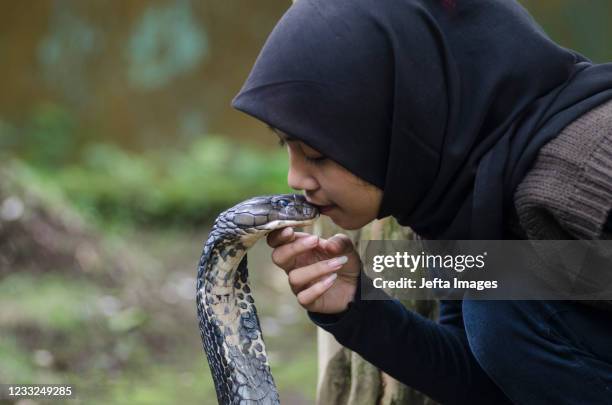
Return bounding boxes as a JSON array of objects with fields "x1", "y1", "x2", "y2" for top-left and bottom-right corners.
[{"x1": 196, "y1": 194, "x2": 319, "y2": 404}]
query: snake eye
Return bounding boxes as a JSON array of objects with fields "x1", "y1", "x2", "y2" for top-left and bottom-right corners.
[{"x1": 279, "y1": 199, "x2": 289, "y2": 207}]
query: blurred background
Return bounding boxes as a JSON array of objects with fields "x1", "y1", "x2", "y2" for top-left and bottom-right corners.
[{"x1": 0, "y1": 1, "x2": 611, "y2": 404}]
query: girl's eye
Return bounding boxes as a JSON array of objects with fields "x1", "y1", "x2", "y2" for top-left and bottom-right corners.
[{"x1": 304, "y1": 155, "x2": 327, "y2": 165}]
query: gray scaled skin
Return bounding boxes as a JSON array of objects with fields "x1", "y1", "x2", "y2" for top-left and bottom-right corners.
[{"x1": 196, "y1": 194, "x2": 319, "y2": 405}]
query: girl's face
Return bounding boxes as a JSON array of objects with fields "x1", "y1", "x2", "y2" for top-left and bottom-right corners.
[{"x1": 275, "y1": 129, "x2": 383, "y2": 230}]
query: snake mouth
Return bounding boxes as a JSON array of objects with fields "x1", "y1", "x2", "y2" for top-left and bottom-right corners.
[{"x1": 260, "y1": 215, "x2": 319, "y2": 231}]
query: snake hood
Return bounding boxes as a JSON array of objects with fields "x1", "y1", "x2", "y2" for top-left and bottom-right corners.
[
  {"x1": 232, "y1": 0, "x2": 612, "y2": 239},
  {"x1": 197, "y1": 194, "x2": 318, "y2": 404}
]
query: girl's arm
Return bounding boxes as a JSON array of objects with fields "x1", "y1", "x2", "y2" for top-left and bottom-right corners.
[{"x1": 308, "y1": 273, "x2": 511, "y2": 405}]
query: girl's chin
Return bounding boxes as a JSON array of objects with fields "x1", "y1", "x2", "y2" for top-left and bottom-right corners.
[
  {"x1": 318, "y1": 204, "x2": 336, "y2": 214},
  {"x1": 326, "y1": 211, "x2": 365, "y2": 231}
]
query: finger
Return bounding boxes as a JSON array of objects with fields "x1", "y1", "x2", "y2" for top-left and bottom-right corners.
[
  {"x1": 267, "y1": 227, "x2": 294, "y2": 248},
  {"x1": 267, "y1": 227, "x2": 312, "y2": 248},
  {"x1": 272, "y1": 234, "x2": 320, "y2": 271},
  {"x1": 291, "y1": 231, "x2": 313, "y2": 239},
  {"x1": 320, "y1": 233, "x2": 354, "y2": 256},
  {"x1": 297, "y1": 272, "x2": 338, "y2": 308},
  {"x1": 288, "y1": 256, "x2": 348, "y2": 291}
]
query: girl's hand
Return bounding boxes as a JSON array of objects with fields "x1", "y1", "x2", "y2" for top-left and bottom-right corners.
[{"x1": 267, "y1": 227, "x2": 361, "y2": 314}]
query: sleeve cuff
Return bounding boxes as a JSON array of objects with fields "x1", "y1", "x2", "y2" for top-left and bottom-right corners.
[{"x1": 307, "y1": 302, "x2": 357, "y2": 326}]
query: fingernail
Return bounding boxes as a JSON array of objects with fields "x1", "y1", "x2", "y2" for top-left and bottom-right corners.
[
  {"x1": 328, "y1": 255, "x2": 348, "y2": 268},
  {"x1": 304, "y1": 235, "x2": 318, "y2": 246},
  {"x1": 323, "y1": 272, "x2": 337, "y2": 284},
  {"x1": 282, "y1": 227, "x2": 292, "y2": 237}
]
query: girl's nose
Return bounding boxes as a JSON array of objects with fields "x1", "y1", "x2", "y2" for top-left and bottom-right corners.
[{"x1": 287, "y1": 161, "x2": 318, "y2": 192}]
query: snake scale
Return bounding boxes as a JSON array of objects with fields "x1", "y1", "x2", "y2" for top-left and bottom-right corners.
[{"x1": 196, "y1": 194, "x2": 319, "y2": 404}]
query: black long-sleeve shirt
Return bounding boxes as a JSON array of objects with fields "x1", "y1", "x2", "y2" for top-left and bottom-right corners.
[{"x1": 307, "y1": 272, "x2": 512, "y2": 405}]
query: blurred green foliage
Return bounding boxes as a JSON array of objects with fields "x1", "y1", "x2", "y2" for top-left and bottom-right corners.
[
  {"x1": 520, "y1": 0, "x2": 612, "y2": 63},
  {"x1": 10, "y1": 135, "x2": 291, "y2": 227},
  {"x1": 2, "y1": 98, "x2": 290, "y2": 228},
  {"x1": 2, "y1": 103, "x2": 81, "y2": 167},
  {"x1": 0, "y1": 273, "x2": 98, "y2": 332}
]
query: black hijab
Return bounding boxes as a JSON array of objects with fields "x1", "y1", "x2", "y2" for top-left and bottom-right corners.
[{"x1": 231, "y1": 0, "x2": 612, "y2": 239}]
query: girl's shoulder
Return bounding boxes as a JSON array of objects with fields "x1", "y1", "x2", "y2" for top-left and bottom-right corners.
[{"x1": 514, "y1": 98, "x2": 612, "y2": 240}]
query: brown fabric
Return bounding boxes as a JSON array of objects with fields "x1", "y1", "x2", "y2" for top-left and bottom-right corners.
[
  {"x1": 514, "y1": 98, "x2": 612, "y2": 311},
  {"x1": 515, "y1": 99, "x2": 612, "y2": 239}
]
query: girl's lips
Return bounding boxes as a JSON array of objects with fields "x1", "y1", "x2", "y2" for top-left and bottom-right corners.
[
  {"x1": 318, "y1": 204, "x2": 335, "y2": 213},
  {"x1": 305, "y1": 198, "x2": 335, "y2": 213}
]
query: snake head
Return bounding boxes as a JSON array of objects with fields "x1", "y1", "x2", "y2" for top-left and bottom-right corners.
[
  {"x1": 265, "y1": 194, "x2": 319, "y2": 223},
  {"x1": 229, "y1": 194, "x2": 319, "y2": 231}
]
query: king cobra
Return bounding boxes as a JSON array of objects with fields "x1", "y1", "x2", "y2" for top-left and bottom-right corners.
[{"x1": 196, "y1": 194, "x2": 319, "y2": 404}]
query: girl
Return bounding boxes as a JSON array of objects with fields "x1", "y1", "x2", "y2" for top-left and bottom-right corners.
[{"x1": 232, "y1": 0, "x2": 612, "y2": 403}]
